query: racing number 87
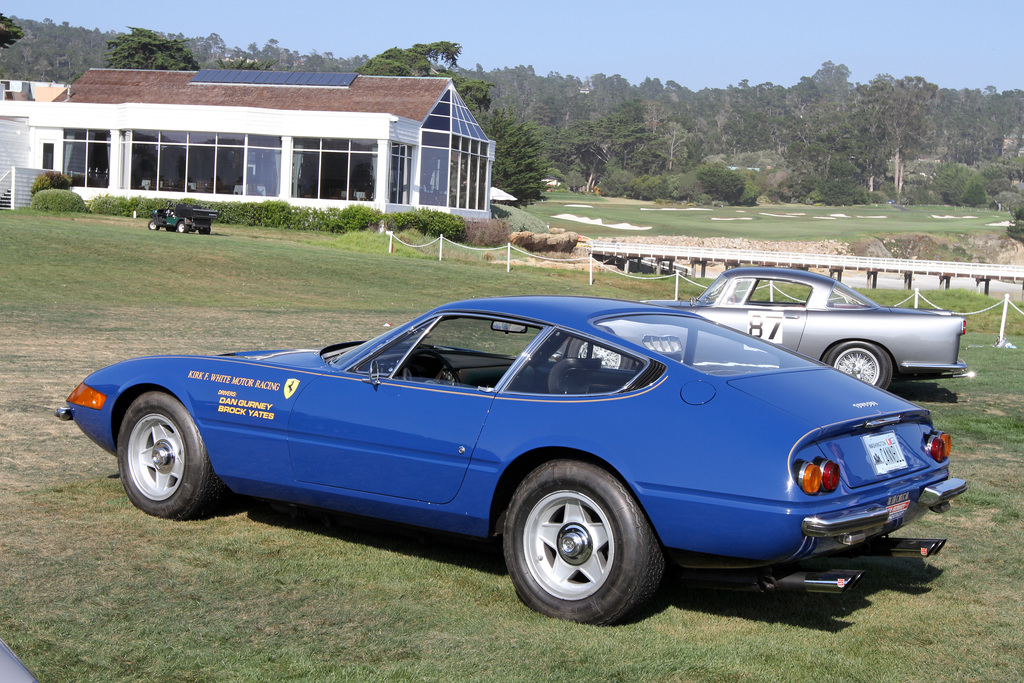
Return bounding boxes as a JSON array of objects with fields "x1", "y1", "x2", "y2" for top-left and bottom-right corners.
[{"x1": 747, "y1": 312, "x2": 784, "y2": 344}]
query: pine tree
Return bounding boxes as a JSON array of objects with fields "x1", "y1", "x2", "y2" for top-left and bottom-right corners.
[{"x1": 485, "y1": 107, "x2": 549, "y2": 208}]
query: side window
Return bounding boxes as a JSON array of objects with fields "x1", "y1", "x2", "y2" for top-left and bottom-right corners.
[
  {"x1": 359, "y1": 316, "x2": 540, "y2": 389},
  {"x1": 505, "y1": 330, "x2": 645, "y2": 395},
  {"x1": 724, "y1": 278, "x2": 755, "y2": 305},
  {"x1": 748, "y1": 279, "x2": 812, "y2": 306}
]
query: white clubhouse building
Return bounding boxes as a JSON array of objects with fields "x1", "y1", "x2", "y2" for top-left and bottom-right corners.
[{"x1": 0, "y1": 69, "x2": 493, "y2": 216}]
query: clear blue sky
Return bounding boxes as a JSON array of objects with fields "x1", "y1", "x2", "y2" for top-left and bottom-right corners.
[{"x1": 5, "y1": 0, "x2": 1017, "y2": 91}]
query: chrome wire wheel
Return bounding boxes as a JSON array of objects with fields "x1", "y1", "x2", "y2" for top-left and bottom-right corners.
[
  {"x1": 126, "y1": 413, "x2": 185, "y2": 501},
  {"x1": 832, "y1": 347, "x2": 881, "y2": 384},
  {"x1": 521, "y1": 490, "x2": 614, "y2": 601}
]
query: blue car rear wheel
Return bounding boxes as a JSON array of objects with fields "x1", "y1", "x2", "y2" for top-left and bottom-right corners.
[{"x1": 503, "y1": 460, "x2": 664, "y2": 625}]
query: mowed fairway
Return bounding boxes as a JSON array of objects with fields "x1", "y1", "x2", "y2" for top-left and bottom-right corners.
[
  {"x1": 1, "y1": 212, "x2": 1022, "y2": 682},
  {"x1": 528, "y1": 193, "x2": 1008, "y2": 240}
]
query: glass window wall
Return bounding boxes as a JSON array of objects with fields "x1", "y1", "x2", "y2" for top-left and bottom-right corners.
[
  {"x1": 128, "y1": 131, "x2": 281, "y2": 196},
  {"x1": 63, "y1": 129, "x2": 110, "y2": 188},
  {"x1": 290, "y1": 138, "x2": 377, "y2": 201}
]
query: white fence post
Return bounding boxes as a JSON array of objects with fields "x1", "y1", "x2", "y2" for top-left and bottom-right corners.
[
  {"x1": 439, "y1": 235, "x2": 443, "y2": 261},
  {"x1": 507, "y1": 243, "x2": 511, "y2": 273},
  {"x1": 387, "y1": 230, "x2": 394, "y2": 254},
  {"x1": 674, "y1": 271, "x2": 680, "y2": 300},
  {"x1": 589, "y1": 256, "x2": 594, "y2": 286},
  {"x1": 914, "y1": 288, "x2": 920, "y2": 308},
  {"x1": 999, "y1": 293, "x2": 1010, "y2": 345}
]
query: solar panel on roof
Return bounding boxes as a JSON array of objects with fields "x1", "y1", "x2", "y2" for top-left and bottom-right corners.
[{"x1": 191, "y1": 70, "x2": 356, "y2": 87}]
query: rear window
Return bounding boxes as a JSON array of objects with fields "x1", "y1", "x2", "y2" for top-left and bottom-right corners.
[{"x1": 595, "y1": 314, "x2": 817, "y2": 377}]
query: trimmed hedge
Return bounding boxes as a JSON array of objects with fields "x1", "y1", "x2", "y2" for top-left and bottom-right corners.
[
  {"x1": 31, "y1": 189, "x2": 87, "y2": 212},
  {"x1": 85, "y1": 195, "x2": 470, "y2": 239},
  {"x1": 31, "y1": 171, "x2": 73, "y2": 195}
]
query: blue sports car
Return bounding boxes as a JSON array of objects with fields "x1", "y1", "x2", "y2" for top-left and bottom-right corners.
[{"x1": 57, "y1": 296, "x2": 967, "y2": 624}]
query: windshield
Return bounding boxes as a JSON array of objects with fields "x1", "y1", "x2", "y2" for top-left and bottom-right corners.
[
  {"x1": 595, "y1": 314, "x2": 817, "y2": 377},
  {"x1": 696, "y1": 275, "x2": 728, "y2": 305}
]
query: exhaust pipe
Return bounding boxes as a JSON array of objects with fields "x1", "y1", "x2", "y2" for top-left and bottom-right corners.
[
  {"x1": 678, "y1": 567, "x2": 865, "y2": 594},
  {"x1": 771, "y1": 569, "x2": 864, "y2": 594},
  {"x1": 837, "y1": 537, "x2": 946, "y2": 559}
]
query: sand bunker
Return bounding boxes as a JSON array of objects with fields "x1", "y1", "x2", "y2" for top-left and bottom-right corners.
[
  {"x1": 710, "y1": 217, "x2": 753, "y2": 221},
  {"x1": 640, "y1": 207, "x2": 712, "y2": 211},
  {"x1": 552, "y1": 214, "x2": 652, "y2": 230},
  {"x1": 932, "y1": 215, "x2": 977, "y2": 219},
  {"x1": 564, "y1": 204, "x2": 593, "y2": 208},
  {"x1": 987, "y1": 220, "x2": 1012, "y2": 227}
]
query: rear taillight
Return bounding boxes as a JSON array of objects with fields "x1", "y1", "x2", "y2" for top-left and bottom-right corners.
[
  {"x1": 795, "y1": 458, "x2": 841, "y2": 495},
  {"x1": 819, "y1": 459, "x2": 841, "y2": 492},
  {"x1": 961, "y1": 319, "x2": 967, "y2": 335},
  {"x1": 926, "y1": 432, "x2": 952, "y2": 462}
]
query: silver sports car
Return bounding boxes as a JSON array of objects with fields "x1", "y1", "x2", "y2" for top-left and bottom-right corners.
[{"x1": 649, "y1": 267, "x2": 968, "y2": 389}]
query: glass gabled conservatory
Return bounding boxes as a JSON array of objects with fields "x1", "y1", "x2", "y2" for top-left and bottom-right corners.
[{"x1": 418, "y1": 88, "x2": 490, "y2": 211}]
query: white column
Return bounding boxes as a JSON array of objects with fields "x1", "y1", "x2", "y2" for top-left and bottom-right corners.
[
  {"x1": 279, "y1": 136, "x2": 292, "y2": 199},
  {"x1": 109, "y1": 129, "x2": 122, "y2": 190},
  {"x1": 376, "y1": 139, "x2": 390, "y2": 208}
]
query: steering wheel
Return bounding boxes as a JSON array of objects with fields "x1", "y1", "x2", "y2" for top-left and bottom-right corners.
[{"x1": 400, "y1": 349, "x2": 460, "y2": 385}]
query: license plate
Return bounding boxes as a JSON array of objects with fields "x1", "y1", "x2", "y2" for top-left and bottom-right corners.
[{"x1": 863, "y1": 431, "x2": 907, "y2": 475}]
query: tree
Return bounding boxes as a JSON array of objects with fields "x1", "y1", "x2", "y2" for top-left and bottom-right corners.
[
  {"x1": 217, "y1": 57, "x2": 277, "y2": 70},
  {"x1": 105, "y1": 27, "x2": 199, "y2": 70},
  {"x1": 858, "y1": 75, "x2": 938, "y2": 198},
  {"x1": 934, "y1": 163, "x2": 974, "y2": 205},
  {"x1": 1, "y1": 13, "x2": 23, "y2": 50},
  {"x1": 961, "y1": 175, "x2": 987, "y2": 207},
  {"x1": 484, "y1": 107, "x2": 549, "y2": 207},
  {"x1": 357, "y1": 41, "x2": 492, "y2": 112},
  {"x1": 695, "y1": 165, "x2": 746, "y2": 203},
  {"x1": 1009, "y1": 206, "x2": 1024, "y2": 242}
]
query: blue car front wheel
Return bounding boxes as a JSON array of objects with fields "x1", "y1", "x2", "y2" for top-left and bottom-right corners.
[{"x1": 116, "y1": 392, "x2": 225, "y2": 520}]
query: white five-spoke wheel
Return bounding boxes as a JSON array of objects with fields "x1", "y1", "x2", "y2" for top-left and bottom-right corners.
[
  {"x1": 522, "y1": 490, "x2": 613, "y2": 600},
  {"x1": 825, "y1": 341, "x2": 892, "y2": 389},
  {"x1": 504, "y1": 460, "x2": 664, "y2": 625},
  {"x1": 126, "y1": 414, "x2": 186, "y2": 501},
  {"x1": 117, "y1": 392, "x2": 225, "y2": 519}
]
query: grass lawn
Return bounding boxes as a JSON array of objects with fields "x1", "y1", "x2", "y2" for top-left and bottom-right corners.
[
  {"x1": 1, "y1": 212, "x2": 1022, "y2": 681},
  {"x1": 526, "y1": 192, "x2": 1010, "y2": 241}
]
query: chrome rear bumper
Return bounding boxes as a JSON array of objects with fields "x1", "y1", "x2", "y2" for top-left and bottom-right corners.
[{"x1": 802, "y1": 478, "x2": 967, "y2": 537}]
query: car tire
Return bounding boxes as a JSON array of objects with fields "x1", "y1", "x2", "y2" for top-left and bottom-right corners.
[
  {"x1": 117, "y1": 391, "x2": 226, "y2": 520},
  {"x1": 176, "y1": 222, "x2": 188, "y2": 233},
  {"x1": 503, "y1": 460, "x2": 664, "y2": 625},
  {"x1": 825, "y1": 341, "x2": 892, "y2": 389},
  {"x1": 147, "y1": 220, "x2": 159, "y2": 231}
]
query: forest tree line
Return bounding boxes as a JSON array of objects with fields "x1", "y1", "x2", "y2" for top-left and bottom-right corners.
[{"x1": 3, "y1": 16, "x2": 1024, "y2": 209}]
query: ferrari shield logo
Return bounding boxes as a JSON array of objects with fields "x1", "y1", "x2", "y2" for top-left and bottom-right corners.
[{"x1": 283, "y1": 378, "x2": 300, "y2": 399}]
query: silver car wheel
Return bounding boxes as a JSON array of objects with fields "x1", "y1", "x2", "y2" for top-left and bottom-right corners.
[
  {"x1": 126, "y1": 413, "x2": 185, "y2": 501},
  {"x1": 832, "y1": 347, "x2": 881, "y2": 384},
  {"x1": 521, "y1": 490, "x2": 614, "y2": 600}
]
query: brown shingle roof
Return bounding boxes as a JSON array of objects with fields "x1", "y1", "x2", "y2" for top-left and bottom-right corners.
[{"x1": 67, "y1": 69, "x2": 449, "y2": 122}]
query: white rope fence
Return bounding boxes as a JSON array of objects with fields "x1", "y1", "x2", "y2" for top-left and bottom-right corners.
[{"x1": 385, "y1": 232, "x2": 1023, "y2": 344}]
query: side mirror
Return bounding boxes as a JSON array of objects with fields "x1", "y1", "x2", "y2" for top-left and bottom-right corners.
[{"x1": 364, "y1": 360, "x2": 382, "y2": 387}]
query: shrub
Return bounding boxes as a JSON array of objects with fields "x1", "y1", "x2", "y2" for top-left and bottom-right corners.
[
  {"x1": 31, "y1": 171, "x2": 72, "y2": 195},
  {"x1": 336, "y1": 205, "x2": 385, "y2": 232},
  {"x1": 31, "y1": 189, "x2": 87, "y2": 212},
  {"x1": 87, "y1": 194, "x2": 130, "y2": 216},
  {"x1": 415, "y1": 208, "x2": 465, "y2": 240},
  {"x1": 464, "y1": 218, "x2": 511, "y2": 246},
  {"x1": 491, "y1": 204, "x2": 547, "y2": 233},
  {"x1": 384, "y1": 208, "x2": 465, "y2": 240}
]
